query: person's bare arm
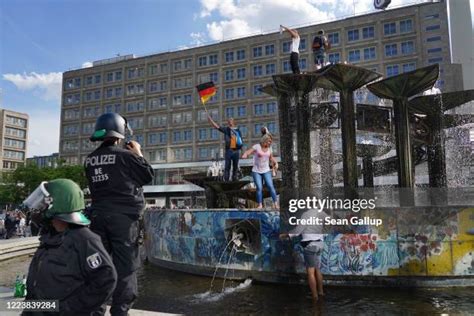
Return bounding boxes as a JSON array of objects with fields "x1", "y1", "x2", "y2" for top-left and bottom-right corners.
[
  {"x1": 280, "y1": 25, "x2": 299, "y2": 38},
  {"x1": 207, "y1": 115, "x2": 220, "y2": 129},
  {"x1": 270, "y1": 153, "x2": 278, "y2": 170},
  {"x1": 242, "y1": 148, "x2": 255, "y2": 159}
]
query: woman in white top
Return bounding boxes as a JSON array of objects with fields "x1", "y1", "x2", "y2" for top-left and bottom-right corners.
[
  {"x1": 281, "y1": 25, "x2": 300, "y2": 74},
  {"x1": 242, "y1": 134, "x2": 279, "y2": 209}
]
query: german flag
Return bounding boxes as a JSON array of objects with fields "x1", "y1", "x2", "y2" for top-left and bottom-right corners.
[{"x1": 196, "y1": 81, "x2": 216, "y2": 105}]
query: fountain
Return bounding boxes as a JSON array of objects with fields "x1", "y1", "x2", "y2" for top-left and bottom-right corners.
[{"x1": 144, "y1": 64, "x2": 474, "y2": 287}]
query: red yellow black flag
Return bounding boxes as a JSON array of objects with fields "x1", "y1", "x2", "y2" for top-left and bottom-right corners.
[{"x1": 196, "y1": 81, "x2": 216, "y2": 105}]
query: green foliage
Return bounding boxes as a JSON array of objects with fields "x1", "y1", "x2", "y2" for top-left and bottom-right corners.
[{"x1": 0, "y1": 163, "x2": 86, "y2": 204}]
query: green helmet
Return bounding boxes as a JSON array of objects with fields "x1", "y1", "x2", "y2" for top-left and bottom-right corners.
[{"x1": 44, "y1": 179, "x2": 90, "y2": 226}]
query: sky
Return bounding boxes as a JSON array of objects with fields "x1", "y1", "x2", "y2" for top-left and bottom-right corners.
[{"x1": 1, "y1": 0, "x2": 473, "y2": 158}]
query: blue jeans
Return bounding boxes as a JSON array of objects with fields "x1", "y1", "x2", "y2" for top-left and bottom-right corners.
[
  {"x1": 224, "y1": 149, "x2": 240, "y2": 181},
  {"x1": 252, "y1": 171, "x2": 278, "y2": 204}
]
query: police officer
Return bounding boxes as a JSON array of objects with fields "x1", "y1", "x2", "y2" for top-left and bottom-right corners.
[
  {"x1": 23, "y1": 179, "x2": 117, "y2": 315},
  {"x1": 85, "y1": 113, "x2": 154, "y2": 316}
]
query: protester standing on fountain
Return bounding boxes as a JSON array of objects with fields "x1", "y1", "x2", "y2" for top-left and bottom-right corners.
[
  {"x1": 85, "y1": 113, "x2": 154, "y2": 316},
  {"x1": 312, "y1": 29, "x2": 330, "y2": 70},
  {"x1": 281, "y1": 25, "x2": 301, "y2": 74},
  {"x1": 208, "y1": 115, "x2": 244, "y2": 181},
  {"x1": 242, "y1": 134, "x2": 279, "y2": 209}
]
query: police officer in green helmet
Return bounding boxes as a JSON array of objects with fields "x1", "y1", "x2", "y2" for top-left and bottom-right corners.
[{"x1": 23, "y1": 179, "x2": 117, "y2": 315}]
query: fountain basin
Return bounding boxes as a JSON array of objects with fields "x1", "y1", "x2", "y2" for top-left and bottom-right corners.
[{"x1": 144, "y1": 207, "x2": 474, "y2": 287}]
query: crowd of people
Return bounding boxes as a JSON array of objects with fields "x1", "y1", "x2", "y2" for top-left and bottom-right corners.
[{"x1": 0, "y1": 210, "x2": 30, "y2": 239}]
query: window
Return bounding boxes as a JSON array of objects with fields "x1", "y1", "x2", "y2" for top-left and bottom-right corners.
[
  {"x1": 239, "y1": 125, "x2": 248, "y2": 137},
  {"x1": 127, "y1": 84, "x2": 144, "y2": 96},
  {"x1": 5, "y1": 127, "x2": 26, "y2": 138},
  {"x1": 253, "y1": 47, "x2": 263, "y2": 57},
  {"x1": 362, "y1": 26, "x2": 375, "y2": 39},
  {"x1": 184, "y1": 94, "x2": 192, "y2": 104},
  {"x1": 184, "y1": 130, "x2": 192, "y2": 141},
  {"x1": 104, "y1": 103, "x2": 121, "y2": 113},
  {"x1": 225, "y1": 51, "x2": 234, "y2": 63},
  {"x1": 128, "y1": 117, "x2": 144, "y2": 130},
  {"x1": 148, "y1": 97, "x2": 167, "y2": 110},
  {"x1": 225, "y1": 70, "x2": 234, "y2": 81},
  {"x1": 160, "y1": 63, "x2": 168, "y2": 73},
  {"x1": 401, "y1": 41, "x2": 414, "y2": 55},
  {"x1": 237, "y1": 87, "x2": 246, "y2": 98},
  {"x1": 282, "y1": 41, "x2": 291, "y2": 53},
  {"x1": 184, "y1": 59, "x2": 192, "y2": 69},
  {"x1": 347, "y1": 29, "x2": 359, "y2": 41},
  {"x1": 198, "y1": 129, "x2": 208, "y2": 140},
  {"x1": 94, "y1": 74, "x2": 101, "y2": 84},
  {"x1": 283, "y1": 61, "x2": 291, "y2": 72},
  {"x1": 328, "y1": 32, "x2": 339, "y2": 45},
  {"x1": 254, "y1": 84, "x2": 263, "y2": 96},
  {"x1": 428, "y1": 57, "x2": 443, "y2": 64},
  {"x1": 267, "y1": 122, "x2": 278, "y2": 134},
  {"x1": 300, "y1": 38, "x2": 306, "y2": 50},
  {"x1": 328, "y1": 53, "x2": 340, "y2": 64},
  {"x1": 427, "y1": 47, "x2": 442, "y2": 53},
  {"x1": 402, "y1": 63, "x2": 416, "y2": 73},
  {"x1": 5, "y1": 116, "x2": 27, "y2": 128},
  {"x1": 236, "y1": 49, "x2": 246, "y2": 60},
  {"x1": 127, "y1": 67, "x2": 144, "y2": 79},
  {"x1": 209, "y1": 54, "x2": 218, "y2": 65},
  {"x1": 198, "y1": 56, "x2": 207, "y2": 67},
  {"x1": 237, "y1": 68, "x2": 246, "y2": 79},
  {"x1": 64, "y1": 109, "x2": 80, "y2": 120},
  {"x1": 253, "y1": 65, "x2": 263, "y2": 77},
  {"x1": 427, "y1": 36, "x2": 441, "y2": 42},
  {"x1": 364, "y1": 47, "x2": 376, "y2": 60},
  {"x1": 348, "y1": 50, "x2": 361, "y2": 62},
  {"x1": 425, "y1": 13, "x2": 439, "y2": 19},
  {"x1": 237, "y1": 105, "x2": 246, "y2": 117},
  {"x1": 225, "y1": 107, "x2": 235, "y2": 118},
  {"x1": 267, "y1": 102, "x2": 277, "y2": 114},
  {"x1": 149, "y1": 115, "x2": 167, "y2": 127},
  {"x1": 174, "y1": 61, "x2": 182, "y2": 71},
  {"x1": 86, "y1": 76, "x2": 93, "y2": 86},
  {"x1": 210, "y1": 72, "x2": 219, "y2": 83},
  {"x1": 159, "y1": 132, "x2": 167, "y2": 144},
  {"x1": 173, "y1": 131, "x2": 182, "y2": 143},
  {"x1": 426, "y1": 25, "x2": 440, "y2": 31},
  {"x1": 299, "y1": 58, "x2": 307, "y2": 70},
  {"x1": 386, "y1": 65, "x2": 399, "y2": 77},
  {"x1": 400, "y1": 19, "x2": 413, "y2": 33},
  {"x1": 209, "y1": 129, "x2": 218, "y2": 140},
  {"x1": 265, "y1": 64, "x2": 276, "y2": 75},
  {"x1": 148, "y1": 133, "x2": 160, "y2": 145},
  {"x1": 83, "y1": 106, "x2": 101, "y2": 118},
  {"x1": 63, "y1": 124, "x2": 79, "y2": 136},
  {"x1": 126, "y1": 101, "x2": 144, "y2": 113},
  {"x1": 254, "y1": 123, "x2": 263, "y2": 136},
  {"x1": 254, "y1": 103, "x2": 264, "y2": 115},
  {"x1": 384, "y1": 22, "x2": 396, "y2": 35},
  {"x1": 265, "y1": 44, "x2": 275, "y2": 55},
  {"x1": 385, "y1": 44, "x2": 398, "y2": 57},
  {"x1": 225, "y1": 88, "x2": 234, "y2": 100}
]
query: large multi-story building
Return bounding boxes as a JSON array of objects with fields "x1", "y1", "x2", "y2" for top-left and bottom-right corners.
[
  {"x1": 59, "y1": 0, "x2": 473, "y2": 206},
  {"x1": 0, "y1": 109, "x2": 29, "y2": 172},
  {"x1": 26, "y1": 153, "x2": 60, "y2": 169}
]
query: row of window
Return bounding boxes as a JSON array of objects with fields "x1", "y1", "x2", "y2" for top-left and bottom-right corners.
[
  {"x1": 3, "y1": 138, "x2": 26, "y2": 149},
  {"x1": 386, "y1": 62, "x2": 417, "y2": 77},
  {"x1": 5, "y1": 127, "x2": 27, "y2": 139},
  {"x1": 2, "y1": 161, "x2": 23, "y2": 169},
  {"x1": 5, "y1": 116, "x2": 27, "y2": 128},
  {"x1": 3, "y1": 149, "x2": 25, "y2": 160}
]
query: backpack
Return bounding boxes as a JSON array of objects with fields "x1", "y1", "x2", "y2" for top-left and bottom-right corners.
[
  {"x1": 229, "y1": 128, "x2": 243, "y2": 150},
  {"x1": 312, "y1": 36, "x2": 323, "y2": 51}
]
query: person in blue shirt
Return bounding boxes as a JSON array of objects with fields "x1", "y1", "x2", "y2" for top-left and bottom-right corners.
[{"x1": 208, "y1": 115, "x2": 243, "y2": 181}]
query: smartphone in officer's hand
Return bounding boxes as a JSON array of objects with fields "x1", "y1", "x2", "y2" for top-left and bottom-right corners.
[{"x1": 125, "y1": 140, "x2": 144, "y2": 157}]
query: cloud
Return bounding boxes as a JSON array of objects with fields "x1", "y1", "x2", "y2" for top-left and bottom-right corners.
[
  {"x1": 27, "y1": 110, "x2": 60, "y2": 157},
  {"x1": 82, "y1": 61, "x2": 93, "y2": 68},
  {"x1": 190, "y1": 32, "x2": 207, "y2": 46},
  {"x1": 196, "y1": 0, "x2": 429, "y2": 41},
  {"x1": 2, "y1": 72, "x2": 62, "y2": 101}
]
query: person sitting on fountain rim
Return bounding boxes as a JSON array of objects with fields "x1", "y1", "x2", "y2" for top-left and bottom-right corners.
[
  {"x1": 208, "y1": 115, "x2": 243, "y2": 181},
  {"x1": 280, "y1": 209, "x2": 328, "y2": 304},
  {"x1": 242, "y1": 134, "x2": 279, "y2": 209}
]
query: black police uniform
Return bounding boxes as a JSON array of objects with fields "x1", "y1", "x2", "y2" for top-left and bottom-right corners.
[
  {"x1": 25, "y1": 226, "x2": 117, "y2": 315},
  {"x1": 84, "y1": 142, "x2": 154, "y2": 315}
]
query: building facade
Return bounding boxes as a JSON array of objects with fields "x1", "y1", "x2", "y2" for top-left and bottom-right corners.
[
  {"x1": 0, "y1": 109, "x2": 29, "y2": 172},
  {"x1": 59, "y1": 0, "x2": 473, "y2": 205},
  {"x1": 26, "y1": 153, "x2": 60, "y2": 169}
]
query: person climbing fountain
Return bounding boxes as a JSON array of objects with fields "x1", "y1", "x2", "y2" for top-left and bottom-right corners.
[
  {"x1": 208, "y1": 115, "x2": 244, "y2": 182},
  {"x1": 242, "y1": 134, "x2": 279, "y2": 209}
]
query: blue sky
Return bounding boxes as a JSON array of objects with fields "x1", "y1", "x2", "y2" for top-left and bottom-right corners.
[{"x1": 1, "y1": 0, "x2": 473, "y2": 157}]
